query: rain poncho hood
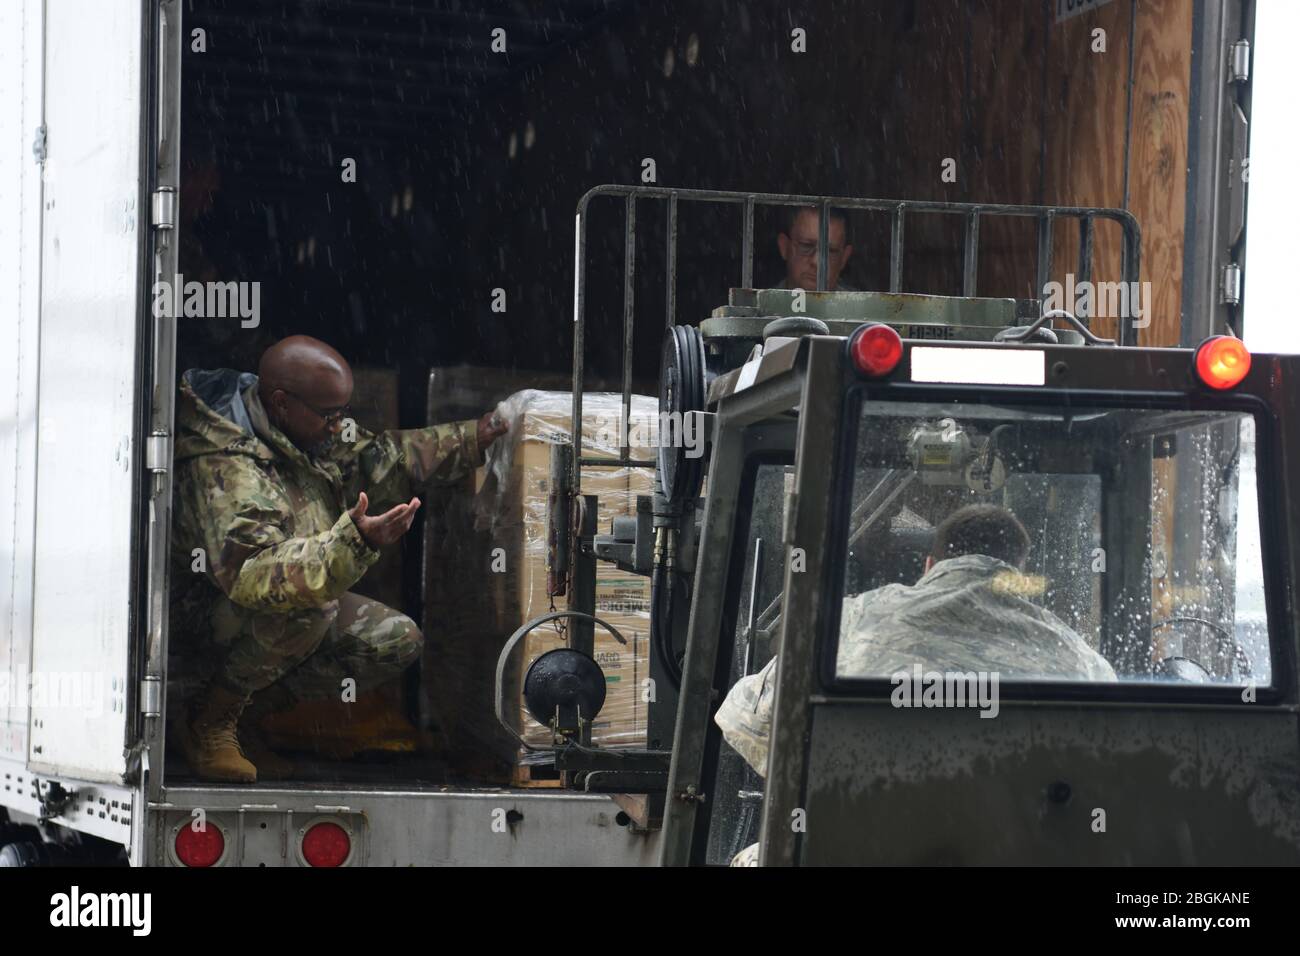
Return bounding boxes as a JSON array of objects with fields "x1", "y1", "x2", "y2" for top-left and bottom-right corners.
[
  {"x1": 836, "y1": 554, "x2": 1116, "y2": 681},
  {"x1": 715, "y1": 553, "x2": 1115, "y2": 782},
  {"x1": 176, "y1": 368, "x2": 266, "y2": 458}
]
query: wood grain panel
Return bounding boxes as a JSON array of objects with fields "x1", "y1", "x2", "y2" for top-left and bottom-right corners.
[
  {"x1": 1128, "y1": 0, "x2": 1192, "y2": 346},
  {"x1": 1043, "y1": 0, "x2": 1132, "y2": 342},
  {"x1": 969, "y1": 0, "x2": 1048, "y2": 299}
]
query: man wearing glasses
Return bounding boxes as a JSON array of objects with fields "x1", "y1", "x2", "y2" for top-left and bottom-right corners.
[
  {"x1": 774, "y1": 205, "x2": 858, "y2": 292},
  {"x1": 169, "y1": 334, "x2": 508, "y2": 782}
]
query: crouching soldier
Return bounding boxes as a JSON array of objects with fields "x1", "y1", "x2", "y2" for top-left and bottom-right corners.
[{"x1": 169, "y1": 334, "x2": 508, "y2": 783}]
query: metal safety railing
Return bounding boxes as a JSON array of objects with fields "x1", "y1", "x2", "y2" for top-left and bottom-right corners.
[{"x1": 569, "y1": 184, "x2": 1143, "y2": 483}]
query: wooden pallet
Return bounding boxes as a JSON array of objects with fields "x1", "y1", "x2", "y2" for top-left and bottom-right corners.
[{"x1": 510, "y1": 762, "x2": 564, "y2": 789}]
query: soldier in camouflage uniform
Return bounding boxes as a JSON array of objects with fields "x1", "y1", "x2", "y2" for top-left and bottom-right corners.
[
  {"x1": 714, "y1": 505, "x2": 1114, "y2": 865},
  {"x1": 170, "y1": 335, "x2": 507, "y2": 782}
]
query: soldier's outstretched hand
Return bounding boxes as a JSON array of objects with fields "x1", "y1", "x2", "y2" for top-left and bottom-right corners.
[
  {"x1": 477, "y1": 410, "x2": 509, "y2": 451},
  {"x1": 349, "y1": 491, "x2": 421, "y2": 550}
]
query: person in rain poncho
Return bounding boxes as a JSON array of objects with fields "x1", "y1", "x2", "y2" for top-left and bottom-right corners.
[{"x1": 715, "y1": 503, "x2": 1116, "y2": 865}]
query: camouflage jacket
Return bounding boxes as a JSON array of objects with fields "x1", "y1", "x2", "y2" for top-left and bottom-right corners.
[
  {"x1": 170, "y1": 368, "x2": 480, "y2": 615},
  {"x1": 715, "y1": 555, "x2": 1116, "y2": 778}
]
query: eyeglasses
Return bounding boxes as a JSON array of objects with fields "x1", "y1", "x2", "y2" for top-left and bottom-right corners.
[
  {"x1": 792, "y1": 239, "x2": 846, "y2": 259},
  {"x1": 282, "y1": 390, "x2": 351, "y2": 425}
]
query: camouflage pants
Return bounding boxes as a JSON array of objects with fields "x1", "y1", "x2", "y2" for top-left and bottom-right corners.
[{"x1": 197, "y1": 592, "x2": 423, "y2": 702}]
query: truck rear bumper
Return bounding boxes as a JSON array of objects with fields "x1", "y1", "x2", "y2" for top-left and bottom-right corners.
[{"x1": 153, "y1": 784, "x2": 659, "y2": 866}]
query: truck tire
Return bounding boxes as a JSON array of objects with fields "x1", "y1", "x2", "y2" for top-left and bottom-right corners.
[{"x1": 0, "y1": 841, "x2": 46, "y2": 867}]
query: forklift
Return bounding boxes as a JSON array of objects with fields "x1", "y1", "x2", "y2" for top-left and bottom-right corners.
[{"x1": 497, "y1": 185, "x2": 1300, "y2": 865}]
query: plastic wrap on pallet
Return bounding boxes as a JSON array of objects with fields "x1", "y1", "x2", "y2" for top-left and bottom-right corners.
[
  {"x1": 428, "y1": 389, "x2": 659, "y2": 771},
  {"x1": 475, "y1": 389, "x2": 659, "y2": 527}
]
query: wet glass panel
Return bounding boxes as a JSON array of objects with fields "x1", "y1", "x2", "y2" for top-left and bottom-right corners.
[
  {"x1": 704, "y1": 462, "x2": 791, "y2": 866},
  {"x1": 834, "y1": 401, "x2": 1269, "y2": 687}
]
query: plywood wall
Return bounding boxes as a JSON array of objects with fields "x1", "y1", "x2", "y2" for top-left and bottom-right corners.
[
  {"x1": 1127, "y1": 0, "x2": 1194, "y2": 347},
  {"x1": 1037, "y1": 0, "x2": 1192, "y2": 346},
  {"x1": 968, "y1": 0, "x2": 1050, "y2": 300},
  {"x1": 844, "y1": 0, "x2": 1194, "y2": 346},
  {"x1": 1041, "y1": 0, "x2": 1133, "y2": 343}
]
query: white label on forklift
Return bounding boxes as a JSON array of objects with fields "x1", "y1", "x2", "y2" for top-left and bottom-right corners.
[
  {"x1": 734, "y1": 356, "x2": 762, "y2": 392},
  {"x1": 910, "y1": 347, "x2": 1045, "y2": 386}
]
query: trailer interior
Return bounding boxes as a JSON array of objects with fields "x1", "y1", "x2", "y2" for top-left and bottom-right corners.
[{"x1": 169, "y1": 0, "x2": 1216, "y2": 790}]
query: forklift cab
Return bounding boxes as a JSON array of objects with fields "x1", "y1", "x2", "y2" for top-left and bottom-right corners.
[
  {"x1": 659, "y1": 329, "x2": 1300, "y2": 866},
  {"x1": 542, "y1": 186, "x2": 1297, "y2": 866}
]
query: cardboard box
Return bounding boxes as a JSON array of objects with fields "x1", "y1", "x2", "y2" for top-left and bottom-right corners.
[
  {"x1": 419, "y1": 365, "x2": 639, "y2": 738},
  {"x1": 426, "y1": 389, "x2": 658, "y2": 779}
]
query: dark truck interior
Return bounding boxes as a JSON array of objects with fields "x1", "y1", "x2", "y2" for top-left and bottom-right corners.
[{"x1": 170, "y1": 0, "x2": 1203, "y2": 787}]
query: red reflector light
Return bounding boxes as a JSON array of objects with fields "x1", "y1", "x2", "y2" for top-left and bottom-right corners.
[
  {"x1": 849, "y1": 323, "x2": 903, "y2": 377},
  {"x1": 1195, "y1": 335, "x2": 1251, "y2": 390},
  {"x1": 301, "y1": 822, "x2": 351, "y2": 867},
  {"x1": 175, "y1": 822, "x2": 224, "y2": 868}
]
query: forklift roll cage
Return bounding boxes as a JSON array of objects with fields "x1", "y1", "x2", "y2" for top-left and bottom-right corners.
[{"x1": 569, "y1": 184, "x2": 1145, "y2": 479}]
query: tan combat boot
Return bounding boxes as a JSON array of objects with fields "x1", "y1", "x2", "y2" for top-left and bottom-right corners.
[{"x1": 177, "y1": 684, "x2": 257, "y2": 784}]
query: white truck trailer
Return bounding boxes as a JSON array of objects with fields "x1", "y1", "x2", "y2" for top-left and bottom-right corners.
[{"x1": 0, "y1": 0, "x2": 658, "y2": 867}]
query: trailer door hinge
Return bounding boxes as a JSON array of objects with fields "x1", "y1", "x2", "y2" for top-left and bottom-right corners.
[
  {"x1": 32, "y1": 125, "x2": 47, "y2": 165},
  {"x1": 151, "y1": 187, "x2": 177, "y2": 230},
  {"x1": 1220, "y1": 263, "x2": 1242, "y2": 306},
  {"x1": 145, "y1": 431, "x2": 171, "y2": 473},
  {"x1": 139, "y1": 677, "x2": 162, "y2": 717},
  {"x1": 1229, "y1": 39, "x2": 1251, "y2": 84}
]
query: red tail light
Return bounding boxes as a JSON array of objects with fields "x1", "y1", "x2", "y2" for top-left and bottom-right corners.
[
  {"x1": 849, "y1": 323, "x2": 903, "y2": 377},
  {"x1": 301, "y1": 821, "x2": 351, "y2": 867},
  {"x1": 175, "y1": 822, "x2": 224, "y2": 867},
  {"x1": 1195, "y1": 335, "x2": 1251, "y2": 390}
]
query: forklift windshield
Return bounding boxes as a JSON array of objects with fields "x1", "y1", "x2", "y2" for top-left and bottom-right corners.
[{"x1": 829, "y1": 398, "x2": 1269, "y2": 687}]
